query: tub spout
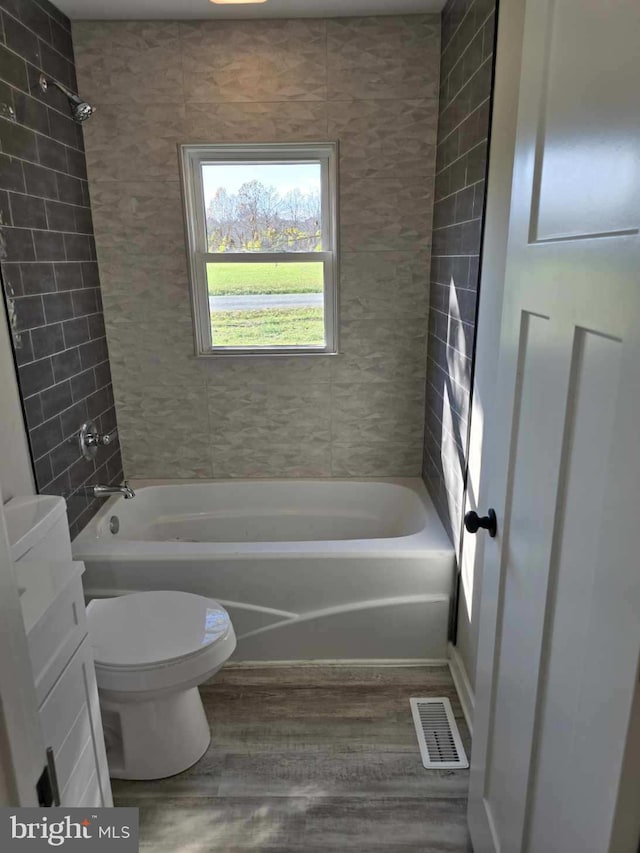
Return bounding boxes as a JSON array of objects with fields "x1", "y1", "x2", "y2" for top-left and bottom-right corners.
[{"x1": 92, "y1": 481, "x2": 135, "y2": 500}]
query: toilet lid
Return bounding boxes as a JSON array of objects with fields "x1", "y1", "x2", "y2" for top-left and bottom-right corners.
[{"x1": 87, "y1": 591, "x2": 232, "y2": 668}]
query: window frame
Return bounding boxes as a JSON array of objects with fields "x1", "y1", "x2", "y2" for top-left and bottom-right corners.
[{"x1": 180, "y1": 142, "x2": 339, "y2": 358}]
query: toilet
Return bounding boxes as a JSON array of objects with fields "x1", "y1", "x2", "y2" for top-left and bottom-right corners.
[{"x1": 87, "y1": 591, "x2": 236, "y2": 780}]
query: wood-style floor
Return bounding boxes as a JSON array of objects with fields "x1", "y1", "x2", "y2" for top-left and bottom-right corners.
[{"x1": 112, "y1": 665, "x2": 472, "y2": 852}]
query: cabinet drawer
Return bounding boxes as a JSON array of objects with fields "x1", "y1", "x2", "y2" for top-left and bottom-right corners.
[{"x1": 28, "y1": 575, "x2": 87, "y2": 705}]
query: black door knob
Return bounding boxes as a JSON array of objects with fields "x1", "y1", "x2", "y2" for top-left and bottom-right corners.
[{"x1": 464, "y1": 508, "x2": 497, "y2": 538}]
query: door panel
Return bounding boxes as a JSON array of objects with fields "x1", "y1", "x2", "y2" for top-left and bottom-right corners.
[
  {"x1": 484, "y1": 314, "x2": 571, "y2": 846},
  {"x1": 468, "y1": 0, "x2": 640, "y2": 849},
  {"x1": 526, "y1": 328, "x2": 624, "y2": 850},
  {"x1": 534, "y1": 0, "x2": 640, "y2": 241}
]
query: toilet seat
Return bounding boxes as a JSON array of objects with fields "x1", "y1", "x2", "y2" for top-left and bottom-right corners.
[{"x1": 87, "y1": 591, "x2": 236, "y2": 695}]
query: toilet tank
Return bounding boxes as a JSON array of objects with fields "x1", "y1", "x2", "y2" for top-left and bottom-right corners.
[{"x1": 4, "y1": 495, "x2": 72, "y2": 562}]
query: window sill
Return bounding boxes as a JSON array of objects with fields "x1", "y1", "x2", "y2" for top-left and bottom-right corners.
[{"x1": 194, "y1": 348, "x2": 339, "y2": 359}]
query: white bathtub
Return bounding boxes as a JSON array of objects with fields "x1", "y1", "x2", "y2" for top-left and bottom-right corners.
[{"x1": 72, "y1": 479, "x2": 455, "y2": 661}]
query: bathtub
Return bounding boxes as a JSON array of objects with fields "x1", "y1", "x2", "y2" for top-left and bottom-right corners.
[{"x1": 72, "y1": 479, "x2": 455, "y2": 661}]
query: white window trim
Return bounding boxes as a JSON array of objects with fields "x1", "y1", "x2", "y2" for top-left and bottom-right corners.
[{"x1": 179, "y1": 142, "x2": 339, "y2": 358}]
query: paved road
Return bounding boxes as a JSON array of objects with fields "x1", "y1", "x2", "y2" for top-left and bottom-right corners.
[{"x1": 210, "y1": 293, "x2": 323, "y2": 311}]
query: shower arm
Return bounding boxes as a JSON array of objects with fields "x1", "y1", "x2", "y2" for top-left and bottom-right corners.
[
  {"x1": 38, "y1": 74, "x2": 95, "y2": 123},
  {"x1": 39, "y1": 74, "x2": 74, "y2": 101}
]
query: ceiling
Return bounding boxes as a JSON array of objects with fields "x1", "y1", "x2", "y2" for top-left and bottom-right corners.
[{"x1": 56, "y1": 0, "x2": 446, "y2": 21}]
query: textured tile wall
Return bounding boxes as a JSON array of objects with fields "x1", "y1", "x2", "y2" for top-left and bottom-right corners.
[
  {"x1": 422, "y1": 0, "x2": 496, "y2": 543},
  {"x1": 0, "y1": 0, "x2": 123, "y2": 536},
  {"x1": 73, "y1": 16, "x2": 440, "y2": 480}
]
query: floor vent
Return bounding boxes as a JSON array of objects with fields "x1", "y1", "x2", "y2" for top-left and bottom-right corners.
[{"x1": 410, "y1": 697, "x2": 469, "y2": 769}]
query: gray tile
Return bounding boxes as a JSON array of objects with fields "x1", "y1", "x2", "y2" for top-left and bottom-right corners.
[
  {"x1": 97, "y1": 249, "x2": 190, "y2": 324},
  {"x1": 210, "y1": 441, "x2": 331, "y2": 479},
  {"x1": 426, "y1": 345, "x2": 472, "y2": 422},
  {"x1": 72, "y1": 21, "x2": 184, "y2": 104},
  {"x1": 208, "y1": 382, "x2": 331, "y2": 446},
  {"x1": 105, "y1": 317, "x2": 207, "y2": 390},
  {"x1": 329, "y1": 98, "x2": 437, "y2": 178},
  {"x1": 203, "y1": 356, "x2": 331, "y2": 395},
  {"x1": 116, "y1": 385, "x2": 211, "y2": 479},
  {"x1": 83, "y1": 104, "x2": 186, "y2": 182},
  {"x1": 22, "y1": 162, "x2": 56, "y2": 199},
  {"x1": 332, "y1": 441, "x2": 424, "y2": 477},
  {"x1": 185, "y1": 101, "x2": 327, "y2": 143},
  {"x1": 121, "y1": 446, "x2": 212, "y2": 480},
  {"x1": 12, "y1": 294, "x2": 45, "y2": 332},
  {"x1": 31, "y1": 323, "x2": 65, "y2": 359},
  {"x1": 340, "y1": 176, "x2": 434, "y2": 253},
  {"x1": 331, "y1": 319, "x2": 427, "y2": 385},
  {"x1": 90, "y1": 182, "x2": 185, "y2": 255},
  {"x1": 332, "y1": 380, "x2": 425, "y2": 445},
  {"x1": 182, "y1": 19, "x2": 327, "y2": 103},
  {"x1": 0, "y1": 153, "x2": 26, "y2": 194},
  {"x1": 74, "y1": 15, "x2": 447, "y2": 486},
  {"x1": 0, "y1": 116, "x2": 37, "y2": 162},
  {"x1": 327, "y1": 15, "x2": 440, "y2": 101},
  {"x1": 424, "y1": 0, "x2": 493, "y2": 538},
  {"x1": 0, "y1": 43, "x2": 28, "y2": 91},
  {"x1": 4, "y1": 227, "x2": 36, "y2": 261},
  {"x1": 340, "y1": 251, "x2": 430, "y2": 321},
  {"x1": 9, "y1": 193, "x2": 47, "y2": 229}
]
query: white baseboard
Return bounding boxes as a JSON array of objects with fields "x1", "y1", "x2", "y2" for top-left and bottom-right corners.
[{"x1": 448, "y1": 642, "x2": 475, "y2": 736}]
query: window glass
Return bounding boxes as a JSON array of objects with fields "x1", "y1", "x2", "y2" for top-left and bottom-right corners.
[
  {"x1": 207, "y1": 261, "x2": 325, "y2": 348},
  {"x1": 203, "y1": 163, "x2": 323, "y2": 253}
]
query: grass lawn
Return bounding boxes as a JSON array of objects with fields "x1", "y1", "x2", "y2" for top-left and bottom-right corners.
[
  {"x1": 211, "y1": 307, "x2": 325, "y2": 347},
  {"x1": 207, "y1": 261, "x2": 323, "y2": 296}
]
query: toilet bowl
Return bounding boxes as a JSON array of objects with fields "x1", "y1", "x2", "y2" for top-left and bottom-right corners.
[{"x1": 87, "y1": 591, "x2": 236, "y2": 780}]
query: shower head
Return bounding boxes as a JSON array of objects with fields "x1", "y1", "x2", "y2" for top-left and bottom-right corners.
[
  {"x1": 67, "y1": 93, "x2": 95, "y2": 123},
  {"x1": 39, "y1": 74, "x2": 95, "y2": 124}
]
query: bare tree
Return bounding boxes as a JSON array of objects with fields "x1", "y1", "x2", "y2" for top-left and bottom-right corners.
[
  {"x1": 206, "y1": 188, "x2": 240, "y2": 251},
  {"x1": 206, "y1": 181, "x2": 322, "y2": 253},
  {"x1": 283, "y1": 188, "x2": 306, "y2": 230}
]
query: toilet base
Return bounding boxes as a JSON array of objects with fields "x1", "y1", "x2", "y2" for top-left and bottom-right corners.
[{"x1": 100, "y1": 686, "x2": 211, "y2": 780}]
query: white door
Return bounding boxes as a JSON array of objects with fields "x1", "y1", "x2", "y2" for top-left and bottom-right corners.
[
  {"x1": 468, "y1": 0, "x2": 640, "y2": 851},
  {"x1": 0, "y1": 491, "x2": 47, "y2": 806}
]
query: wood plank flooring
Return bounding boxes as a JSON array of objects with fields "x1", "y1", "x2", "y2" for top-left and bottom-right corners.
[{"x1": 112, "y1": 665, "x2": 472, "y2": 852}]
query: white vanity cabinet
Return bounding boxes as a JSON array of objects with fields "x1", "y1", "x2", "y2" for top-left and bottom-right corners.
[
  {"x1": 6, "y1": 494, "x2": 112, "y2": 807},
  {"x1": 19, "y1": 560, "x2": 112, "y2": 808}
]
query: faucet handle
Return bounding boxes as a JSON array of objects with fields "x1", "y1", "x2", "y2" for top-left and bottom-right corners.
[
  {"x1": 100, "y1": 427, "x2": 118, "y2": 447},
  {"x1": 79, "y1": 421, "x2": 118, "y2": 460}
]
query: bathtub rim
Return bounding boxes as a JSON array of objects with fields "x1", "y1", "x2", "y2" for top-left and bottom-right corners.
[{"x1": 72, "y1": 477, "x2": 454, "y2": 560}]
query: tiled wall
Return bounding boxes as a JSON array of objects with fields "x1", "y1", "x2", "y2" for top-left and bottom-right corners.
[
  {"x1": 422, "y1": 0, "x2": 496, "y2": 542},
  {"x1": 0, "y1": 0, "x2": 123, "y2": 536},
  {"x1": 73, "y1": 16, "x2": 439, "y2": 479}
]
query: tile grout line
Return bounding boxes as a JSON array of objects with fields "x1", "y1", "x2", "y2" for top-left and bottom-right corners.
[
  {"x1": 441, "y1": 7, "x2": 496, "y2": 97},
  {"x1": 436, "y1": 89, "x2": 492, "y2": 152}
]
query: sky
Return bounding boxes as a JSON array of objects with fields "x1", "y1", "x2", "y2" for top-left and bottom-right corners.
[{"x1": 202, "y1": 163, "x2": 321, "y2": 202}]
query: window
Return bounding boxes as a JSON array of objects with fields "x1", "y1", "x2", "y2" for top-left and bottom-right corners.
[{"x1": 180, "y1": 143, "x2": 338, "y2": 357}]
